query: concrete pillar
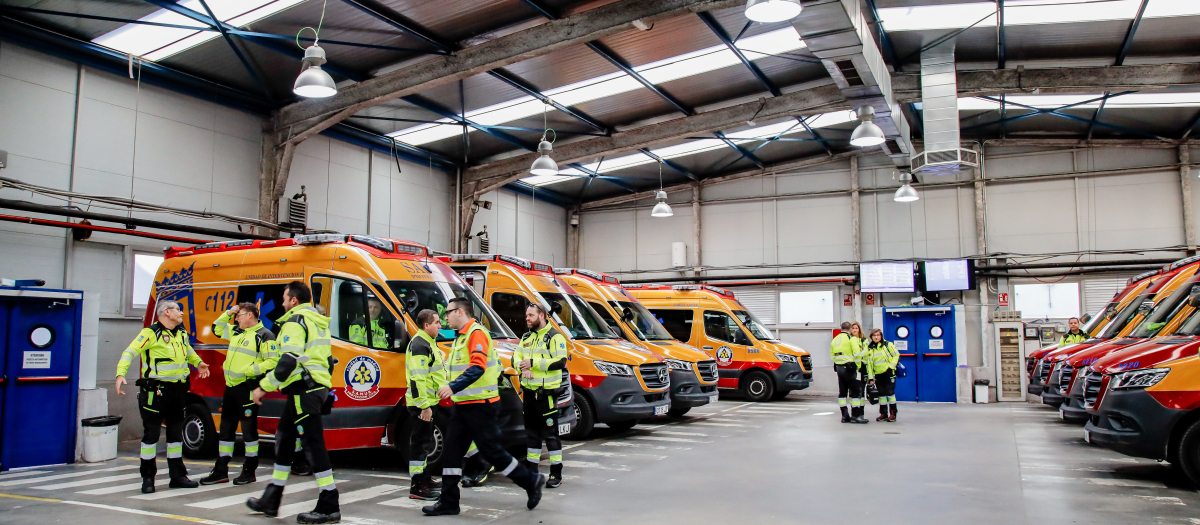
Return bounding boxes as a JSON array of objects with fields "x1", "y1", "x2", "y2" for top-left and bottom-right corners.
[
  {"x1": 692, "y1": 183, "x2": 702, "y2": 274},
  {"x1": 850, "y1": 156, "x2": 862, "y2": 325},
  {"x1": 1181, "y1": 145, "x2": 1195, "y2": 253}
]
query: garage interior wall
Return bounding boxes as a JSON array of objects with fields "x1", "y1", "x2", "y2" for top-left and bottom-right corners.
[
  {"x1": 0, "y1": 41, "x2": 568, "y2": 438},
  {"x1": 578, "y1": 146, "x2": 1199, "y2": 396}
]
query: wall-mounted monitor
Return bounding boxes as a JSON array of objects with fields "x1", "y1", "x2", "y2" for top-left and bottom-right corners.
[
  {"x1": 921, "y1": 259, "x2": 976, "y2": 292},
  {"x1": 860, "y1": 262, "x2": 915, "y2": 293}
]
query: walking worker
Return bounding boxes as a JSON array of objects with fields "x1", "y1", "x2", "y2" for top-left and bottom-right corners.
[
  {"x1": 115, "y1": 299, "x2": 211, "y2": 493},
  {"x1": 865, "y1": 328, "x2": 900, "y2": 422},
  {"x1": 200, "y1": 302, "x2": 277, "y2": 486},
  {"x1": 515, "y1": 302, "x2": 568, "y2": 488},
  {"x1": 246, "y1": 281, "x2": 340, "y2": 524},
  {"x1": 422, "y1": 297, "x2": 545, "y2": 516},
  {"x1": 406, "y1": 308, "x2": 448, "y2": 501},
  {"x1": 1059, "y1": 317, "x2": 1087, "y2": 347},
  {"x1": 830, "y1": 321, "x2": 868, "y2": 424}
]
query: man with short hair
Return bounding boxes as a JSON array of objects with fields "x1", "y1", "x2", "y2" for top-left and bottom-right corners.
[
  {"x1": 515, "y1": 302, "x2": 568, "y2": 488},
  {"x1": 1059, "y1": 317, "x2": 1087, "y2": 347},
  {"x1": 830, "y1": 321, "x2": 867, "y2": 424},
  {"x1": 201, "y1": 302, "x2": 278, "y2": 485},
  {"x1": 350, "y1": 297, "x2": 389, "y2": 349},
  {"x1": 116, "y1": 300, "x2": 211, "y2": 493},
  {"x1": 246, "y1": 281, "x2": 340, "y2": 524},
  {"x1": 406, "y1": 309, "x2": 448, "y2": 500},
  {"x1": 423, "y1": 298, "x2": 545, "y2": 516}
]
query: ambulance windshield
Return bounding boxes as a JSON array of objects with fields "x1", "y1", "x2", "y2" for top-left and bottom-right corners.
[
  {"x1": 612, "y1": 301, "x2": 674, "y2": 341},
  {"x1": 388, "y1": 281, "x2": 516, "y2": 342},
  {"x1": 733, "y1": 310, "x2": 776, "y2": 341},
  {"x1": 1129, "y1": 281, "x2": 1199, "y2": 339},
  {"x1": 540, "y1": 292, "x2": 619, "y2": 340}
]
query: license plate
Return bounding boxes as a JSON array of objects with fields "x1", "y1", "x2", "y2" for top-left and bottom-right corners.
[
  {"x1": 1059, "y1": 406, "x2": 1066, "y2": 420},
  {"x1": 1083, "y1": 429, "x2": 1090, "y2": 443},
  {"x1": 709, "y1": 393, "x2": 719, "y2": 403},
  {"x1": 558, "y1": 423, "x2": 571, "y2": 435},
  {"x1": 654, "y1": 405, "x2": 669, "y2": 416}
]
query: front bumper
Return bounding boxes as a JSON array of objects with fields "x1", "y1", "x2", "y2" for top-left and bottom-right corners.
[
  {"x1": 1041, "y1": 391, "x2": 1065, "y2": 407},
  {"x1": 668, "y1": 370, "x2": 717, "y2": 409},
  {"x1": 1027, "y1": 383, "x2": 1044, "y2": 395},
  {"x1": 769, "y1": 361, "x2": 810, "y2": 391},
  {"x1": 1059, "y1": 378, "x2": 1089, "y2": 423},
  {"x1": 585, "y1": 373, "x2": 671, "y2": 423},
  {"x1": 1083, "y1": 387, "x2": 1184, "y2": 461}
]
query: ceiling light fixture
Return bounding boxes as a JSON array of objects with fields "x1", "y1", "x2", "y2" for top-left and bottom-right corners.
[
  {"x1": 293, "y1": 0, "x2": 336, "y2": 98},
  {"x1": 894, "y1": 171, "x2": 919, "y2": 202},
  {"x1": 531, "y1": 101, "x2": 559, "y2": 176},
  {"x1": 745, "y1": 0, "x2": 802, "y2": 23},
  {"x1": 851, "y1": 105, "x2": 886, "y2": 147},
  {"x1": 651, "y1": 161, "x2": 673, "y2": 217}
]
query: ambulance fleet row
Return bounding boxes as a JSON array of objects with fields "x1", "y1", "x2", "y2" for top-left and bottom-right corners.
[
  {"x1": 148, "y1": 234, "x2": 812, "y2": 470},
  {"x1": 1026, "y1": 254, "x2": 1200, "y2": 486}
]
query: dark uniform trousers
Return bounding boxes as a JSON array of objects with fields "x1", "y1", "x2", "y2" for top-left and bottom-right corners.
[
  {"x1": 407, "y1": 405, "x2": 437, "y2": 482},
  {"x1": 218, "y1": 381, "x2": 259, "y2": 452},
  {"x1": 523, "y1": 389, "x2": 561, "y2": 477},
  {"x1": 835, "y1": 363, "x2": 864, "y2": 416},
  {"x1": 274, "y1": 387, "x2": 338, "y2": 513},
  {"x1": 875, "y1": 369, "x2": 897, "y2": 416},
  {"x1": 439, "y1": 402, "x2": 538, "y2": 508},
  {"x1": 138, "y1": 381, "x2": 188, "y2": 480}
]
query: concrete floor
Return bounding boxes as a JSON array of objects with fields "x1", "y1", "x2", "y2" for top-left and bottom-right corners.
[{"x1": 1, "y1": 397, "x2": 1197, "y2": 525}]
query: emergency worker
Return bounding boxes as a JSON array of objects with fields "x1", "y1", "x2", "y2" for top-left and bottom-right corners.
[
  {"x1": 830, "y1": 321, "x2": 867, "y2": 424},
  {"x1": 406, "y1": 309, "x2": 448, "y2": 500},
  {"x1": 422, "y1": 298, "x2": 545, "y2": 516},
  {"x1": 515, "y1": 303, "x2": 568, "y2": 488},
  {"x1": 865, "y1": 328, "x2": 900, "y2": 422},
  {"x1": 200, "y1": 303, "x2": 277, "y2": 485},
  {"x1": 350, "y1": 297, "x2": 389, "y2": 349},
  {"x1": 1059, "y1": 317, "x2": 1087, "y2": 347},
  {"x1": 115, "y1": 300, "x2": 211, "y2": 494},
  {"x1": 246, "y1": 281, "x2": 340, "y2": 524}
]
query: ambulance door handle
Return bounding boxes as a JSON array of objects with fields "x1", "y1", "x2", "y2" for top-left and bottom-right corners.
[{"x1": 703, "y1": 346, "x2": 713, "y2": 350}]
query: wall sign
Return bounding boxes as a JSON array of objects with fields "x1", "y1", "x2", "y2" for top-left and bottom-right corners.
[
  {"x1": 843, "y1": 294, "x2": 853, "y2": 306},
  {"x1": 998, "y1": 293, "x2": 1010, "y2": 307},
  {"x1": 864, "y1": 293, "x2": 875, "y2": 306},
  {"x1": 23, "y1": 351, "x2": 51, "y2": 369}
]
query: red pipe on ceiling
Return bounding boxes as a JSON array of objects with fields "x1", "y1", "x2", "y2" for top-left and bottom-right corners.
[{"x1": 0, "y1": 213, "x2": 212, "y2": 244}]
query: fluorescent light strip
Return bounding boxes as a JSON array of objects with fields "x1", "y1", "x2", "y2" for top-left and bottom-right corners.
[
  {"x1": 877, "y1": 0, "x2": 1200, "y2": 32},
  {"x1": 93, "y1": 0, "x2": 307, "y2": 61},
  {"x1": 956, "y1": 92, "x2": 1200, "y2": 110},
  {"x1": 388, "y1": 27, "x2": 806, "y2": 146}
]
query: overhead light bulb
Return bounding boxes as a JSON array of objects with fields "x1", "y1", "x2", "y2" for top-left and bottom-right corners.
[
  {"x1": 293, "y1": 44, "x2": 336, "y2": 98},
  {"x1": 850, "y1": 105, "x2": 886, "y2": 147},
  {"x1": 744, "y1": 0, "x2": 802, "y2": 23},
  {"x1": 894, "y1": 172, "x2": 919, "y2": 202},
  {"x1": 530, "y1": 140, "x2": 558, "y2": 176},
  {"x1": 651, "y1": 190, "x2": 674, "y2": 217}
]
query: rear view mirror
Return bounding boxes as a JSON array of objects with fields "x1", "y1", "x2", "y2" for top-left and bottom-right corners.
[
  {"x1": 1080, "y1": 313, "x2": 1091, "y2": 324},
  {"x1": 621, "y1": 308, "x2": 635, "y2": 322},
  {"x1": 550, "y1": 302, "x2": 563, "y2": 315},
  {"x1": 1137, "y1": 301, "x2": 1154, "y2": 316},
  {"x1": 394, "y1": 319, "x2": 410, "y2": 351},
  {"x1": 1189, "y1": 291, "x2": 1200, "y2": 308}
]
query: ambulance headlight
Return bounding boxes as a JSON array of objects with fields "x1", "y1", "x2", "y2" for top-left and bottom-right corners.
[
  {"x1": 663, "y1": 359, "x2": 692, "y2": 371},
  {"x1": 594, "y1": 360, "x2": 633, "y2": 376},
  {"x1": 774, "y1": 353, "x2": 798, "y2": 363},
  {"x1": 1110, "y1": 368, "x2": 1169, "y2": 390}
]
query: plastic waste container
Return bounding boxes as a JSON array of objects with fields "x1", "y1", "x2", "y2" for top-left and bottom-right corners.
[
  {"x1": 80, "y1": 415, "x2": 122, "y2": 462},
  {"x1": 974, "y1": 379, "x2": 990, "y2": 404}
]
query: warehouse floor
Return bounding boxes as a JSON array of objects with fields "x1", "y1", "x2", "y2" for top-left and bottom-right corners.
[{"x1": 0, "y1": 398, "x2": 1195, "y2": 525}]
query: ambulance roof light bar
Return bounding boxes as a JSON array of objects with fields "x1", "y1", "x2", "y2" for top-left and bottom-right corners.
[
  {"x1": 671, "y1": 284, "x2": 735, "y2": 297},
  {"x1": 296, "y1": 233, "x2": 349, "y2": 245},
  {"x1": 1129, "y1": 269, "x2": 1161, "y2": 285},
  {"x1": 1166, "y1": 254, "x2": 1200, "y2": 272}
]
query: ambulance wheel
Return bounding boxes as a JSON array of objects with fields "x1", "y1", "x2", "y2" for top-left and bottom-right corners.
[
  {"x1": 606, "y1": 419, "x2": 637, "y2": 432},
  {"x1": 1176, "y1": 418, "x2": 1200, "y2": 487},
  {"x1": 183, "y1": 403, "x2": 218, "y2": 458},
  {"x1": 392, "y1": 409, "x2": 449, "y2": 474},
  {"x1": 772, "y1": 389, "x2": 792, "y2": 401},
  {"x1": 667, "y1": 406, "x2": 691, "y2": 417},
  {"x1": 740, "y1": 371, "x2": 775, "y2": 402},
  {"x1": 564, "y1": 393, "x2": 595, "y2": 440}
]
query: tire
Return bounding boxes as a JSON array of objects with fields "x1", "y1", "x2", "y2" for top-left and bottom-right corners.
[
  {"x1": 740, "y1": 371, "x2": 775, "y2": 402},
  {"x1": 772, "y1": 389, "x2": 792, "y2": 401},
  {"x1": 667, "y1": 406, "x2": 692, "y2": 417},
  {"x1": 606, "y1": 419, "x2": 637, "y2": 432},
  {"x1": 182, "y1": 403, "x2": 218, "y2": 458},
  {"x1": 1176, "y1": 418, "x2": 1200, "y2": 487},
  {"x1": 391, "y1": 408, "x2": 449, "y2": 474},
  {"x1": 564, "y1": 392, "x2": 595, "y2": 440}
]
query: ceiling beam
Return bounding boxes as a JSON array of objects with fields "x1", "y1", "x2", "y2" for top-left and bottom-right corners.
[
  {"x1": 462, "y1": 84, "x2": 850, "y2": 196},
  {"x1": 272, "y1": 0, "x2": 743, "y2": 142},
  {"x1": 892, "y1": 63, "x2": 1200, "y2": 104},
  {"x1": 697, "y1": 12, "x2": 780, "y2": 96},
  {"x1": 1115, "y1": 0, "x2": 1149, "y2": 66}
]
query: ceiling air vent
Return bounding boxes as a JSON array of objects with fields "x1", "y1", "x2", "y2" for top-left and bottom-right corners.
[{"x1": 834, "y1": 60, "x2": 863, "y2": 86}]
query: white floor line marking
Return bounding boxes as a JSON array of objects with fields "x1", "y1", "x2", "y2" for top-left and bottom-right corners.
[
  {"x1": 33, "y1": 472, "x2": 145, "y2": 490},
  {"x1": 1019, "y1": 465, "x2": 1116, "y2": 473},
  {"x1": 76, "y1": 474, "x2": 167, "y2": 495},
  {"x1": 560, "y1": 460, "x2": 630, "y2": 471},
  {"x1": 601, "y1": 442, "x2": 690, "y2": 451},
  {"x1": 631, "y1": 436, "x2": 710, "y2": 444},
  {"x1": 690, "y1": 422, "x2": 750, "y2": 427},
  {"x1": 60, "y1": 500, "x2": 239, "y2": 525},
  {"x1": 129, "y1": 479, "x2": 266, "y2": 500},
  {"x1": 813, "y1": 412, "x2": 835, "y2": 416},
  {"x1": 0, "y1": 470, "x2": 50, "y2": 480},
  {"x1": 1131, "y1": 495, "x2": 1185, "y2": 505},
  {"x1": 652, "y1": 430, "x2": 708, "y2": 437},
  {"x1": 568, "y1": 449, "x2": 665, "y2": 460},
  {"x1": 276, "y1": 484, "x2": 404, "y2": 518},
  {"x1": 722, "y1": 402, "x2": 754, "y2": 412},
  {"x1": 362, "y1": 474, "x2": 411, "y2": 481},
  {"x1": 562, "y1": 443, "x2": 586, "y2": 450},
  {"x1": 0, "y1": 465, "x2": 138, "y2": 487},
  {"x1": 1021, "y1": 475, "x2": 1165, "y2": 488},
  {"x1": 186, "y1": 479, "x2": 331, "y2": 509}
]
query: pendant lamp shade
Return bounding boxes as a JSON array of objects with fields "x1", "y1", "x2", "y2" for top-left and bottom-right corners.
[
  {"x1": 745, "y1": 0, "x2": 802, "y2": 22},
  {"x1": 651, "y1": 191, "x2": 673, "y2": 217},
  {"x1": 294, "y1": 45, "x2": 337, "y2": 98},
  {"x1": 530, "y1": 140, "x2": 558, "y2": 176},
  {"x1": 850, "y1": 105, "x2": 886, "y2": 147},
  {"x1": 894, "y1": 172, "x2": 919, "y2": 202}
]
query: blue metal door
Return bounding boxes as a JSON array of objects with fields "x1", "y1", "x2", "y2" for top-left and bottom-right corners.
[
  {"x1": 1, "y1": 294, "x2": 82, "y2": 470},
  {"x1": 915, "y1": 310, "x2": 957, "y2": 402},
  {"x1": 883, "y1": 311, "x2": 918, "y2": 402}
]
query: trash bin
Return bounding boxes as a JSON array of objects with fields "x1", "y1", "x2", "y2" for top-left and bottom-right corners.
[
  {"x1": 80, "y1": 415, "x2": 122, "y2": 462},
  {"x1": 973, "y1": 379, "x2": 990, "y2": 404}
]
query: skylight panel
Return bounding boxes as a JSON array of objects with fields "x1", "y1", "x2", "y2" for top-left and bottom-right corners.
[
  {"x1": 877, "y1": 0, "x2": 1200, "y2": 32},
  {"x1": 93, "y1": 0, "x2": 306, "y2": 61},
  {"x1": 957, "y1": 92, "x2": 1200, "y2": 110}
]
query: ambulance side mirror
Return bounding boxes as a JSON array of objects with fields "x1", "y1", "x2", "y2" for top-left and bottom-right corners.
[
  {"x1": 1189, "y1": 292, "x2": 1200, "y2": 308},
  {"x1": 550, "y1": 302, "x2": 563, "y2": 315},
  {"x1": 621, "y1": 308, "x2": 635, "y2": 322},
  {"x1": 394, "y1": 319, "x2": 409, "y2": 352},
  {"x1": 1080, "y1": 313, "x2": 1091, "y2": 324}
]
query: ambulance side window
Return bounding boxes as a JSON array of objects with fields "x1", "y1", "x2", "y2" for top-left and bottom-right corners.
[
  {"x1": 235, "y1": 284, "x2": 288, "y2": 332},
  {"x1": 704, "y1": 310, "x2": 752, "y2": 346},
  {"x1": 491, "y1": 292, "x2": 529, "y2": 335},
  {"x1": 588, "y1": 301, "x2": 627, "y2": 340},
  {"x1": 651, "y1": 309, "x2": 694, "y2": 342},
  {"x1": 317, "y1": 276, "x2": 392, "y2": 350}
]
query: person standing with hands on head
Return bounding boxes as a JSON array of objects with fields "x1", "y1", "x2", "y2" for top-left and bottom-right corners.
[
  {"x1": 830, "y1": 321, "x2": 867, "y2": 424},
  {"x1": 115, "y1": 300, "x2": 211, "y2": 493},
  {"x1": 245, "y1": 281, "x2": 340, "y2": 524},
  {"x1": 405, "y1": 309, "x2": 449, "y2": 501},
  {"x1": 865, "y1": 328, "x2": 900, "y2": 422},
  {"x1": 1059, "y1": 317, "x2": 1087, "y2": 347},
  {"x1": 515, "y1": 303, "x2": 568, "y2": 488},
  {"x1": 422, "y1": 298, "x2": 545, "y2": 516},
  {"x1": 200, "y1": 303, "x2": 277, "y2": 486}
]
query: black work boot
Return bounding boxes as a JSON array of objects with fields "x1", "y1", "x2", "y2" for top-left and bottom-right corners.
[
  {"x1": 297, "y1": 489, "x2": 340, "y2": 524},
  {"x1": 546, "y1": 464, "x2": 563, "y2": 488},
  {"x1": 292, "y1": 453, "x2": 313, "y2": 476},
  {"x1": 428, "y1": 477, "x2": 442, "y2": 490},
  {"x1": 877, "y1": 406, "x2": 889, "y2": 422},
  {"x1": 246, "y1": 483, "x2": 284, "y2": 517},
  {"x1": 169, "y1": 476, "x2": 199, "y2": 488},
  {"x1": 889, "y1": 404, "x2": 897, "y2": 422},
  {"x1": 200, "y1": 457, "x2": 230, "y2": 485},
  {"x1": 409, "y1": 476, "x2": 440, "y2": 501},
  {"x1": 233, "y1": 457, "x2": 258, "y2": 485},
  {"x1": 839, "y1": 406, "x2": 851, "y2": 423},
  {"x1": 461, "y1": 457, "x2": 492, "y2": 488},
  {"x1": 141, "y1": 478, "x2": 155, "y2": 494},
  {"x1": 526, "y1": 473, "x2": 546, "y2": 510},
  {"x1": 422, "y1": 501, "x2": 460, "y2": 516}
]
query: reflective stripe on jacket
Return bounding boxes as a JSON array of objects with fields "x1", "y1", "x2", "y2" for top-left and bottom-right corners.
[
  {"x1": 448, "y1": 322, "x2": 501, "y2": 403},
  {"x1": 514, "y1": 325, "x2": 568, "y2": 390},
  {"x1": 406, "y1": 330, "x2": 448, "y2": 409},
  {"x1": 260, "y1": 303, "x2": 332, "y2": 392},
  {"x1": 212, "y1": 310, "x2": 277, "y2": 387},
  {"x1": 865, "y1": 340, "x2": 900, "y2": 378},
  {"x1": 116, "y1": 323, "x2": 201, "y2": 382}
]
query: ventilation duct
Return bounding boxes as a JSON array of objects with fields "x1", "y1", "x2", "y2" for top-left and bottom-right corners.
[{"x1": 911, "y1": 41, "x2": 978, "y2": 175}]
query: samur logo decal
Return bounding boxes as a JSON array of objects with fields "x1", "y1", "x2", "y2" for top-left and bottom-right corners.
[{"x1": 344, "y1": 355, "x2": 382, "y2": 401}]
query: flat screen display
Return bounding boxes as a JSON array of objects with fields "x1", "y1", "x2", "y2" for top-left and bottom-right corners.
[
  {"x1": 923, "y1": 260, "x2": 973, "y2": 291},
  {"x1": 860, "y1": 262, "x2": 915, "y2": 293}
]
